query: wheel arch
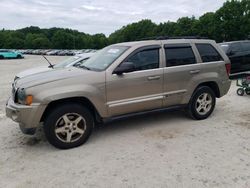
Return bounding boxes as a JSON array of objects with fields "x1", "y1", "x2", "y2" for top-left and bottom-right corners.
[
  {"x1": 40, "y1": 97, "x2": 102, "y2": 123},
  {"x1": 196, "y1": 81, "x2": 220, "y2": 98}
]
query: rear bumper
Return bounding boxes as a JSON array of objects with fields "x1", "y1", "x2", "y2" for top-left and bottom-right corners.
[
  {"x1": 220, "y1": 79, "x2": 232, "y2": 97},
  {"x1": 5, "y1": 97, "x2": 46, "y2": 135}
]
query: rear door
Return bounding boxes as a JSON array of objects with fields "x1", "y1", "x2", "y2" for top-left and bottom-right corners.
[
  {"x1": 163, "y1": 43, "x2": 200, "y2": 106},
  {"x1": 5, "y1": 51, "x2": 14, "y2": 58},
  {"x1": 241, "y1": 42, "x2": 250, "y2": 72},
  {"x1": 228, "y1": 42, "x2": 244, "y2": 74}
]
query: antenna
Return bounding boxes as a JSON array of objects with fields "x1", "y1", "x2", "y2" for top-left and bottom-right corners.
[{"x1": 42, "y1": 55, "x2": 54, "y2": 68}]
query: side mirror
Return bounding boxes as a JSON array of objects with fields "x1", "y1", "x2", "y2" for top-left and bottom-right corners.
[{"x1": 113, "y1": 62, "x2": 136, "y2": 75}]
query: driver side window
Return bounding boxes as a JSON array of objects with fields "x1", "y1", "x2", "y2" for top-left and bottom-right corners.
[{"x1": 126, "y1": 49, "x2": 159, "y2": 71}]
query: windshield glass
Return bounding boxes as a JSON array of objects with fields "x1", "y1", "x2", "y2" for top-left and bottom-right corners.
[
  {"x1": 79, "y1": 46, "x2": 129, "y2": 71},
  {"x1": 220, "y1": 44, "x2": 229, "y2": 53},
  {"x1": 54, "y1": 56, "x2": 81, "y2": 68}
]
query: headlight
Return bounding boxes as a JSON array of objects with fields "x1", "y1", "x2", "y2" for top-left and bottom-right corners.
[{"x1": 16, "y1": 88, "x2": 33, "y2": 105}]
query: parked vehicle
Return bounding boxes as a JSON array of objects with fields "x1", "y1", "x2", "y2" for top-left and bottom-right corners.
[
  {"x1": 46, "y1": 50, "x2": 61, "y2": 56},
  {"x1": 236, "y1": 73, "x2": 250, "y2": 96},
  {"x1": 6, "y1": 38, "x2": 231, "y2": 149},
  {"x1": 219, "y1": 40, "x2": 250, "y2": 77},
  {"x1": 0, "y1": 50, "x2": 24, "y2": 59},
  {"x1": 14, "y1": 53, "x2": 95, "y2": 80}
]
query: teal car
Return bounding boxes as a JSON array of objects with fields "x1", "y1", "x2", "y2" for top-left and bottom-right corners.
[{"x1": 0, "y1": 50, "x2": 24, "y2": 59}]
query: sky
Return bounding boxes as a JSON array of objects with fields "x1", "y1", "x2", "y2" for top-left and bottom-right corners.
[{"x1": 0, "y1": 0, "x2": 227, "y2": 36}]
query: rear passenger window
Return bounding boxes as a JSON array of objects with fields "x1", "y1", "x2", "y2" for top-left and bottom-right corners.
[
  {"x1": 196, "y1": 44, "x2": 223, "y2": 62},
  {"x1": 242, "y1": 42, "x2": 250, "y2": 51},
  {"x1": 126, "y1": 49, "x2": 159, "y2": 71},
  {"x1": 165, "y1": 47, "x2": 196, "y2": 67},
  {"x1": 230, "y1": 43, "x2": 242, "y2": 52}
]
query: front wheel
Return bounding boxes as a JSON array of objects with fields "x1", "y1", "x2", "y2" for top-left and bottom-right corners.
[
  {"x1": 187, "y1": 86, "x2": 216, "y2": 120},
  {"x1": 44, "y1": 103, "x2": 94, "y2": 149}
]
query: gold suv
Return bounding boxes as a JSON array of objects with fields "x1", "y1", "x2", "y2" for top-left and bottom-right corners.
[{"x1": 6, "y1": 38, "x2": 231, "y2": 149}]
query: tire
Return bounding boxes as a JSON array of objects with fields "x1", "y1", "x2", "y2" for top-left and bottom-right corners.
[
  {"x1": 237, "y1": 88, "x2": 244, "y2": 96},
  {"x1": 245, "y1": 89, "x2": 250, "y2": 95},
  {"x1": 43, "y1": 103, "x2": 94, "y2": 149},
  {"x1": 17, "y1": 54, "x2": 22, "y2": 59},
  {"x1": 187, "y1": 86, "x2": 216, "y2": 120},
  {"x1": 0, "y1": 55, "x2": 4, "y2": 59}
]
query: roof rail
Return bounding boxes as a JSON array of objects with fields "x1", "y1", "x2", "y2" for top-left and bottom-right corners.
[{"x1": 140, "y1": 36, "x2": 209, "y2": 41}]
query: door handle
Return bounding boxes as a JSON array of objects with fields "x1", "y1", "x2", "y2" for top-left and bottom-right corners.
[
  {"x1": 147, "y1": 76, "x2": 160, "y2": 81},
  {"x1": 190, "y1": 70, "x2": 200, "y2": 74}
]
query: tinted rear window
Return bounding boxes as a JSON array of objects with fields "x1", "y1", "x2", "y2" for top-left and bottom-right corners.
[
  {"x1": 242, "y1": 42, "x2": 250, "y2": 51},
  {"x1": 165, "y1": 46, "x2": 196, "y2": 67},
  {"x1": 230, "y1": 43, "x2": 242, "y2": 52},
  {"x1": 196, "y1": 44, "x2": 223, "y2": 63}
]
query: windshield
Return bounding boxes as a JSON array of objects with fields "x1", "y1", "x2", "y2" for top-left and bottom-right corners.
[
  {"x1": 220, "y1": 44, "x2": 229, "y2": 53},
  {"x1": 54, "y1": 56, "x2": 81, "y2": 68},
  {"x1": 79, "y1": 46, "x2": 129, "y2": 71}
]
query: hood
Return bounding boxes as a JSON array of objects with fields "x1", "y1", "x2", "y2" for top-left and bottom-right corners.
[
  {"x1": 16, "y1": 66, "x2": 52, "y2": 79},
  {"x1": 15, "y1": 67, "x2": 92, "y2": 89}
]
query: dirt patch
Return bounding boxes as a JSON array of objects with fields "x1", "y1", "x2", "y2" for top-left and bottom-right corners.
[
  {"x1": 142, "y1": 129, "x2": 176, "y2": 140},
  {"x1": 235, "y1": 113, "x2": 250, "y2": 129}
]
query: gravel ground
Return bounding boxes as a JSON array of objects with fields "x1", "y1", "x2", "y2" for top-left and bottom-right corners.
[{"x1": 0, "y1": 55, "x2": 250, "y2": 188}]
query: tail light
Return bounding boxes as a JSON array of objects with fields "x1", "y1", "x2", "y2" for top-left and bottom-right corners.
[{"x1": 225, "y1": 63, "x2": 231, "y2": 76}]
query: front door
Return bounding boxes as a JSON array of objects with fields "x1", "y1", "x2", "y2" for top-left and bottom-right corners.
[{"x1": 106, "y1": 46, "x2": 164, "y2": 116}]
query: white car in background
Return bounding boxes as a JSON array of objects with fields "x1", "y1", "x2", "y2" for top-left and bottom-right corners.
[{"x1": 15, "y1": 53, "x2": 95, "y2": 80}]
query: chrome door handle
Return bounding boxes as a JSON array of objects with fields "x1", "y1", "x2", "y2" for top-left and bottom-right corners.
[
  {"x1": 190, "y1": 70, "x2": 200, "y2": 74},
  {"x1": 147, "y1": 76, "x2": 160, "y2": 81}
]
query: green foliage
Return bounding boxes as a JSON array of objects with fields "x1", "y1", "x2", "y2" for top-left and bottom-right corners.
[{"x1": 0, "y1": 0, "x2": 249, "y2": 49}]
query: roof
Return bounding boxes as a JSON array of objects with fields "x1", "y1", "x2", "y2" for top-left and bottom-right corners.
[{"x1": 113, "y1": 38, "x2": 216, "y2": 48}]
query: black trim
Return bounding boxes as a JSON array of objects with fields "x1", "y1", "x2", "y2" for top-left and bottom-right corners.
[
  {"x1": 113, "y1": 45, "x2": 161, "y2": 74},
  {"x1": 164, "y1": 43, "x2": 191, "y2": 48},
  {"x1": 123, "y1": 45, "x2": 161, "y2": 63},
  {"x1": 103, "y1": 105, "x2": 186, "y2": 124}
]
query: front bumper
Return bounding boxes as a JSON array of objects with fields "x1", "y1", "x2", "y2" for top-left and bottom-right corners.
[{"x1": 5, "y1": 97, "x2": 46, "y2": 135}]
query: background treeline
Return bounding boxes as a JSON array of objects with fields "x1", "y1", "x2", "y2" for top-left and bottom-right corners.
[{"x1": 0, "y1": 0, "x2": 249, "y2": 50}]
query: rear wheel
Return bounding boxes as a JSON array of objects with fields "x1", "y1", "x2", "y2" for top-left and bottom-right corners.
[
  {"x1": 237, "y1": 88, "x2": 244, "y2": 96},
  {"x1": 0, "y1": 55, "x2": 4, "y2": 59},
  {"x1": 245, "y1": 89, "x2": 250, "y2": 95},
  {"x1": 44, "y1": 103, "x2": 94, "y2": 149},
  {"x1": 17, "y1": 54, "x2": 22, "y2": 59},
  {"x1": 187, "y1": 86, "x2": 216, "y2": 120}
]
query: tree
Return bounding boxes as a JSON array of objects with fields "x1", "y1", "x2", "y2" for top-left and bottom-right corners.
[
  {"x1": 0, "y1": 0, "x2": 250, "y2": 49},
  {"x1": 51, "y1": 30, "x2": 74, "y2": 49}
]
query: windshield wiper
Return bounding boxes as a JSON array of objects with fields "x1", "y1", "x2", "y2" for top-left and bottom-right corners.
[{"x1": 79, "y1": 65, "x2": 91, "y2": 70}]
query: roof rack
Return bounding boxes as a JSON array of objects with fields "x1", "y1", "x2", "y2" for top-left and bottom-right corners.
[{"x1": 140, "y1": 36, "x2": 209, "y2": 41}]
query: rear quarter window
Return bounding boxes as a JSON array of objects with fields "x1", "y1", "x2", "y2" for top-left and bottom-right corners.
[{"x1": 196, "y1": 44, "x2": 223, "y2": 63}]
